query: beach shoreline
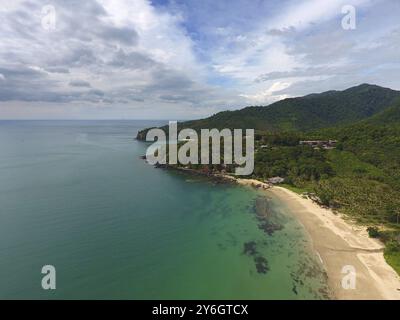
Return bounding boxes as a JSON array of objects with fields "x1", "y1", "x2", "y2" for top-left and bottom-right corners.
[
  {"x1": 266, "y1": 185, "x2": 400, "y2": 300},
  {"x1": 223, "y1": 174, "x2": 400, "y2": 299},
  {"x1": 154, "y1": 165, "x2": 400, "y2": 299},
  {"x1": 222, "y1": 173, "x2": 400, "y2": 299}
]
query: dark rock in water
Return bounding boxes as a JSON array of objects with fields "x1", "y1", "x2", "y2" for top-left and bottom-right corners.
[
  {"x1": 292, "y1": 285, "x2": 298, "y2": 295},
  {"x1": 258, "y1": 221, "x2": 283, "y2": 236},
  {"x1": 252, "y1": 196, "x2": 284, "y2": 236},
  {"x1": 254, "y1": 256, "x2": 269, "y2": 274},
  {"x1": 243, "y1": 241, "x2": 257, "y2": 256},
  {"x1": 243, "y1": 241, "x2": 270, "y2": 275},
  {"x1": 154, "y1": 163, "x2": 167, "y2": 169},
  {"x1": 254, "y1": 196, "x2": 270, "y2": 218}
]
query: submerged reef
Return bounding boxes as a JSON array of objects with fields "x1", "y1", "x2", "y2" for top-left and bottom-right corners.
[{"x1": 243, "y1": 241, "x2": 270, "y2": 274}]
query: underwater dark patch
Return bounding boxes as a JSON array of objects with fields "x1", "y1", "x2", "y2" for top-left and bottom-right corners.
[{"x1": 243, "y1": 241, "x2": 270, "y2": 275}]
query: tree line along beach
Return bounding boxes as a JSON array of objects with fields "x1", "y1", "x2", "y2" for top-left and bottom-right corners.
[{"x1": 137, "y1": 84, "x2": 400, "y2": 299}]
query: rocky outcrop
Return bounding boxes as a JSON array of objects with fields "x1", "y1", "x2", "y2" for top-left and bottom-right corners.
[{"x1": 136, "y1": 128, "x2": 152, "y2": 141}]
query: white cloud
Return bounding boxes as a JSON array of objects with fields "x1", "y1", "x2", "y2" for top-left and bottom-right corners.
[
  {"x1": 207, "y1": 0, "x2": 400, "y2": 106},
  {"x1": 0, "y1": 0, "x2": 238, "y2": 119},
  {"x1": 0, "y1": 0, "x2": 399, "y2": 119},
  {"x1": 97, "y1": 0, "x2": 201, "y2": 74},
  {"x1": 240, "y1": 81, "x2": 291, "y2": 103},
  {"x1": 271, "y1": 0, "x2": 370, "y2": 31}
]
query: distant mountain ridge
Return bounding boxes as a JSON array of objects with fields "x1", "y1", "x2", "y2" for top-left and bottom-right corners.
[
  {"x1": 180, "y1": 84, "x2": 400, "y2": 132},
  {"x1": 137, "y1": 84, "x2": 400, "y2": 139}
]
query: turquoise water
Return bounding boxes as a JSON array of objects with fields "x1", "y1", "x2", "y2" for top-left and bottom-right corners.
[{"x1": 0, "y1": 121, "x2": 329, "y2": 299}]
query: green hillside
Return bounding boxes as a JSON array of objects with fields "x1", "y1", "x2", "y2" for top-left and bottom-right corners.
[
  {"x1": 255, "y1": 101, "x2": 400, "y2": 274},
  {"x1": 313, "y1": 99, "x2": 400, "y2": 188},
  {"x1": 137, "y1": 83, "x2": 400, "y2": 274},
  {"x1": 180, "y1": 84, "x2": 400, "y2": 132},
  {"x1": 137, "y1": 84, "x2": 400, "y2": 140},
  {"x1": 364, "y1": 99, "x2": 400, "y2": 125}
]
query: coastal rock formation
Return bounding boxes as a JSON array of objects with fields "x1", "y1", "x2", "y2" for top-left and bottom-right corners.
[
  {"x1": 253, "y1": 196, "x2": 283, "y2": 236},
  {"x1": 243, "y1": 241, "x2": 270, "y2": 275}
]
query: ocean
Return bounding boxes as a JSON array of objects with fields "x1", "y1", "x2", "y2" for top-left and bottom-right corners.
[{"x1": 0, "y1": 120, "x2": 329, "y2": 299}]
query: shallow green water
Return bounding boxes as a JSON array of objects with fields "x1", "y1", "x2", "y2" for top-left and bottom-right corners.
[{"x1": 0, "y1": 121, "x2": 329, "y2": 299}]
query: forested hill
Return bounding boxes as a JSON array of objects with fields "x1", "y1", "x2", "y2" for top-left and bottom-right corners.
[
  {"x1": 179, "y1": 84, "x2": 399, "y2": 132},
  {"x1": 136, "y1": 84, "x2": 400, "y2": 140},
  {"x1": 136, "y1": 84, "x2": 400, "y2": 273},
  {"x1": 363, "y1": 98, "x2": 400, "y2": 126},
  {"x1": 313, "y1": 99, "x2": 400, "y2": 193}
]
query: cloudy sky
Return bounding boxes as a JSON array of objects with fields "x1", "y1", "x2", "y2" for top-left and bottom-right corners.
[{"x1": 0, "y1": 0, "x2": 399, "y2": 119}]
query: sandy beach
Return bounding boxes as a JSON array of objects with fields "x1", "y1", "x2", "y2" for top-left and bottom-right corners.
[
  {"x1": 268, "y1": 186, "x2": 400, "y2": 300},
  {"x1": 183, "y1": 171, "x2": 400, "y2": 299}
]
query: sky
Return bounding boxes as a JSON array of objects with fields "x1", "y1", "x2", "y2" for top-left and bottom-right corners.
[{"x1": 0, "y1": 0, "x2": 399, "y2": 120}]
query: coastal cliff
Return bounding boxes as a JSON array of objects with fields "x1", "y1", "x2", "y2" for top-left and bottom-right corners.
[{"x1": 136, "y1": 127, "x2": 153, "y2": 141}]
